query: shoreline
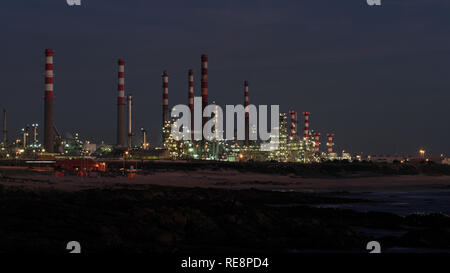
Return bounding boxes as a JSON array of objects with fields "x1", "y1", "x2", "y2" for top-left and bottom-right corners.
[
  {"x1": 0, "y1": 178, "x2": 449, "y2": 253},
  {"x1": 1, "y1": 170, "x2": 449, "y2": 193}
]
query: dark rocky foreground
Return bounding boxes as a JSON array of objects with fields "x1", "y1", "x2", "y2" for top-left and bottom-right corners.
[{"x1": 0, "y1": 184, "x2": 449, "y2": 253}]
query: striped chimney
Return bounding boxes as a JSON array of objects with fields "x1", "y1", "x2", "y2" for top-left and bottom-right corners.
[
  {"x1": 44, "y1": 49, "x2": 54, "y2": 153},
  {"x1": 188, "y1": 69, "x2": 194, "y2": 140},
  {"x1": 290, "y1": 110, "x2": 297, "y2": 139},
  {"x1": 327, "y1": 134, "x2": 334, "y2": 154},
  {"x1": 244, "y1": 81, "x2": 249, "y2": 146},
  {"x1": 117, "y1": 59, "x2": 125, "y2": 104},
  {"x1": 201, "y1": 55, "x2": 208, "y2": 134},
  {"x1": 162, "y1": 70, "x2": 169, "y2": 124},
  {"x1": 314, "y1": 133, "x2": 321, "y2": 153},
  {"x1": 303, "y1": 112, "x2": 310, "y2": 139},
  {"x1": 116, "y1": 59, "x2": 126, "y2": 147},
  {"x1": 244, "y1": 81, "x2": 249, "y2": 116}
]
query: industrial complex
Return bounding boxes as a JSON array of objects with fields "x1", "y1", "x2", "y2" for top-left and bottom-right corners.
[{"x1": 0, "y1": 49, "x2": 447, "y2": 169}]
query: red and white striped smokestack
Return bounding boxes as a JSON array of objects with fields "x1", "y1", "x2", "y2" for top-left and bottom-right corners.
[
  {"x1": 244, "y1": 81, "x2": 249, "y2": 115},
  {"x1": 44, "y1": 49, "x2": 54, "y2": 100},
  {"x1": 244, "y1": 81, "x2": 249, "y2": 146},
  {"x1": 201, "y1": 55, "x2": 208, "y2": 135},
  {"x1": 116, "y1": 59, "x2": 126, "y2": 147},
  {"x1": 314, "y1": 133, "x2": 321, "y2": 153},
  {"x1": 303, "y1": 112, "x2": 310, "y2": 139},
  {"x1": 188, "y1": 69, "x2": 194, "y2": 112},
  {"x1": 44, "y1": 49, "x2": 54, "y2": 153},
  {"x1": 327, "y1": 133, "x2": 334, "y2": 154},
  {"x1": 188, "y1": 69, "x2": 194, "y2": 140},
  {"x1": 117, "y1": 59, "x2": 125, "y2": 103},
  {"x1": 290, "y1": 110, "x2": 297, "y2": 139},
  {"x1": 162, "y1": 70, "x2": 169, "y2": 124}
]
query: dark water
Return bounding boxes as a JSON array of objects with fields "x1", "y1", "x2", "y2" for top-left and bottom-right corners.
[{"x1": 316, "y1": 190, "x2": 450, "y2": 216}]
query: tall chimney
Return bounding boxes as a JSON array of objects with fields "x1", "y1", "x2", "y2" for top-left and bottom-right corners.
[
  {"x1": 327, "y1": 134, "x2": 334, "y2": 154},
  {"x1": 22, "y1": 127, "x2": 27, "y2": 148},
  {"x1": 127, "y1": 95, "x2": 133, "y2": 148},
  {"x1": 25, "y1": 126, "x2": 30, "y2": 148},
  {"x1": 188, "y1": 69, "x2": 194, "y2": 140},
  {"x1": 303, "y1": 112, "x2": 310, "y2": 139},
  {"x1": 290, "y1": 110, "x2": 297, "y2": 140},
  {"x1": 314, "y1": 133, "x2": 321, "y2": 153},
  {"x1": 201, "y1": 55, "x2": 208, "y2": 137},
  {"x1": 140, "y1": 128, "x2": 148, "y2": 149},
  {"x1": 32, "y1": 124, "x2": 38, "y2": 147},
  {"x1": 2, "y1": 109, "x2": 6, "y2": 146},
  {"x1": 244, "y1": 81, "x2": 249, "y2": 146},
  {"x1": 44, "y1": 49, "x2": 54, "y2": 153},
  {"x1": 116, "y1": 59, "x2": 126, "y2": 147},
  {"x1": 162, "y1": 70, "x2": 169, "y2": 125}
]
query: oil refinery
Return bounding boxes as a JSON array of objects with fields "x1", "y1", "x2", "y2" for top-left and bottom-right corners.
[{"x1": 0, "y1": 49, "x2": 442, "y2": 166}]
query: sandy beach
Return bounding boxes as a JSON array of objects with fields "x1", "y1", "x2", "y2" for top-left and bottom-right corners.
[{"x1": 1, "y1": 170, "x2": 449, "y2": 193}]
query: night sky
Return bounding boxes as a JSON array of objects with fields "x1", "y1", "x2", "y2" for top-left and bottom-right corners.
[{"x1": 1, "y1": 0, "x2": 449, "y2": 156}]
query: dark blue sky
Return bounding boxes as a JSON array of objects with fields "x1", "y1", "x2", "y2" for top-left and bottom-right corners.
[{"x1": 1, "y1": 0, "x2": 449, "y2": 155}]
